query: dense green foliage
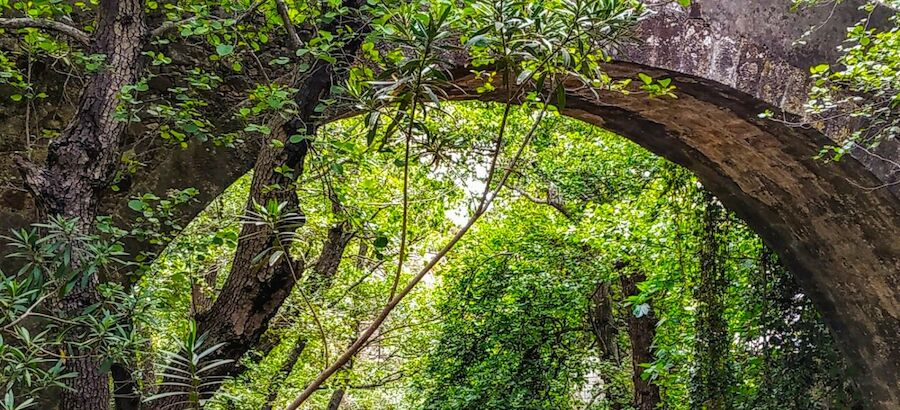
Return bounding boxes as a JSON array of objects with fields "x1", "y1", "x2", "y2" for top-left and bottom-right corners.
[
  {"x1": 91, "y1": 105, "x2": 855, "y2": 409},
  {"x1": 2, "y1": 102, "x2": 859, "y2": 409},
  {"x1": 790, "y1": 0, "x2": 900, "y2": 161},
  {"x1": 417, "y1": 204, "x2": 599, "y2": 409}
]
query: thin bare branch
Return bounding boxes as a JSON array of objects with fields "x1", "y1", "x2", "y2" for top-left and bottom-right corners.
[
  {"x1": 2, "y1": 292, "x2": 54, "y2": 332},
  {"x1": 275, "y1": 0, "x2": 303, "y2": 48},
  {"x1": 508, "y1": 184, "x2": 574, "y2": 220},
  {"x1": 0, "y1": 17, "x2": 90, "y2": 45}
]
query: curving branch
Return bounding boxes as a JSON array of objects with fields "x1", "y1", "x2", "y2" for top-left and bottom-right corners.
[
  {"x1": 508, "y1": 184, "x2": 574, "y2": 220},
  {"x1": 275, "y1": 0, "x2": 302, "y2": 48},
  {"x1": 0, "y1": 17, "x2": 90, "y2": 45},
  {"x1": 149, "y1": 17, "x2": 196, "y2": 37}
]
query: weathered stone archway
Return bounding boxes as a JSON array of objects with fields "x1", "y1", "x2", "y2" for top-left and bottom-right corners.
[
  {"x1": 512, "y1": 2, "x2": 900, "y2": 406},
  {"x1": 0, "y1": 0, "x2": 897, "y2": 407}
]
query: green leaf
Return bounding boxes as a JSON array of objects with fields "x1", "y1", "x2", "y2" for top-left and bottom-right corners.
[
  {"x1": 216, "y1": 44, "x2": 234, "y2": 57},
  {"x1": 638, "y1": 73, "x2": 653, "y2": 85},
  {"x1": 128, "y1": 200, "x2": 144, "y2": 212},
  {"x1": 555, "y1": 83, "x2": 566, "y2": 110},
  {"x1": 516, "y1": 69, "x2": 533, "y2": 85},
  {"x1": 269, "y1": 56, "x2": 290, "y2": 65},
  {"x1": 810, "y1": 64, "x2": 829, "y2": 74},
  {"x1": 633, "y1": 303, "x2": 650, "y2": 318}
]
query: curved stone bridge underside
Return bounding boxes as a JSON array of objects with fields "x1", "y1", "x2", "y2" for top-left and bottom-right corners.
[
  {"x1": 554, "y1": 1, "x2": 900, "y2": 406},
  {"x1": 0, "y1": 0, "x2": 898, "y2": 407}
]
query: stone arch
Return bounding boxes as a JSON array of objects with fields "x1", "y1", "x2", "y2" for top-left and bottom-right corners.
[
  {"x1": 616, "y1": 2, "x2": 900, "y2": 406},
  {"x1": 440, "y1": 2, "x2": 900, "y2": 407},
  {"x1": 469, "y1": 61, "x2": 900, "y2": 407}
]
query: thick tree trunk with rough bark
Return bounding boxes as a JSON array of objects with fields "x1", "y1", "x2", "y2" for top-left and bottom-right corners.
[
  {"x1": 146, "y1": 56, "x2": 347, "y2": 408},
  {"x1": 13, "y1": 1, "x2": 148, "y2": 409},
  {"x1": 19, "y1": 0, "x2": 146, "y2": 224},
  {"x1": 146, "y1": 114, "x2": 311, "y2": 409},
  {"x1": 146, "y1": 2, "x2": 368, "y2": 405},
  {"x1": 621, "y1": 272, "x2": 661, "y2": 410}
]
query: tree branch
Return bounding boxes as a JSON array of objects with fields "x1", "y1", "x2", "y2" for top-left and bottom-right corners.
[
  {"x1": 0, "y1": 17, "x2": 90, "y2": 45},
  {"x1": 275, "y1": 0, "x2": 302, "y2": 48},
  {"x1": 12, "y1": 153, "x2": 46, "y2": 201},
  {"x1": 508, "y1": 184, "x2": 574, "y2": 221}
]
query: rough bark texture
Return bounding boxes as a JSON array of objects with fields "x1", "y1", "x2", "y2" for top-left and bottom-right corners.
[
  {"x1": 147, "y1": 112, "x2": 312, "y2": 410},
  {"x1": 19, "y1": 0, "x2": 146, "y2": 222},
  {"x1": 148, "y1": 7, "x2": 365, "y2": 398},
  {"x1": 190, "y1": 266, "x2": 220, "y2": 318},
  {"x1": 148, "y1": 4, "x2": 368, "y2": 407},
  {"x1": 621, "y1": 272, "x2": 661, "y2": 410},
  {"x1": 10, "y1": 1, "x2": 149, "y2": 409}
]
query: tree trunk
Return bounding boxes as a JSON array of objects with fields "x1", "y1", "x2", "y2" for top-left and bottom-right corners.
[
  {"x1": 259, "y1": 335, "x2": 309, "y2": 410},
  {"x1": 144, "y1": 2, "x2": 366, "y2": 407},
  {"x1": 621, "y1": 272, "x2": 660, "y2": 410},
  {"x1": 690, "y1": 191, "x2": 733, "y2": 410},
  {"x1": 307, "y1": 222, "x2": 355, "y2": 295},
  {"x1": 190, "y1": 266, "x2": 220, "y2": 318},
  {"x1": 325, "y1": 389, "x2": 345, "y2": 410},
  {"x1": 111, "y1": 363, "x2": 141, "y2": 410},
  {"x1": 147, "y1": 112, "x2": 311, "y2": 410},
  {"x1": 147, "y1": 64, "x2": 346, "y2": 410},
  {"x1": 589, "y1": 281, "x2": 619, "y2": 363},
  {"x1": 257, "y1": 221, "x2": 354, "y2": 408},
  {"x1": 13, "y1": 2, "x2": 148, "y2": 410}
]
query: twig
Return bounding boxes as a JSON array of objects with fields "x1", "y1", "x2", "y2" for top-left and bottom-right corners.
[
  {"x1": 2, "y1": 293, "x2": 53, "y2": 331},
  {"x1": 389, "y1": 96, "x2": 416, "y2": 301},
  {"x1": 0, "y1": 18, "x2": 90, "y2": 45},
  {"x1": 508, "y1": 184, "x2": 574, "y2": 221}
]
